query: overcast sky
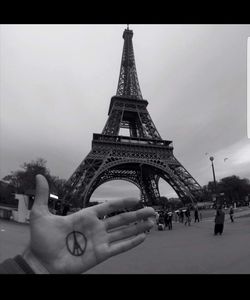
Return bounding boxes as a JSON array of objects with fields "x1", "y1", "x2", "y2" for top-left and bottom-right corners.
[{"x1": 1, "y1": 24, "x2": 250, "y2": 201}]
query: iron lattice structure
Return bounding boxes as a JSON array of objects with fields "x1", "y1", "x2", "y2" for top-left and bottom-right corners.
[
  {"x1": 116, "y1": 29, "x2": 143, "y2": 100},
  {"x1": 63, "y1": 28, "x2": 203, "y2": 208}
]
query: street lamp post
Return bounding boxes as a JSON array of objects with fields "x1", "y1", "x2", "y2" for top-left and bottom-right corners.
[{"x1": 209, "y1": 156, "x2": 218, "y2": 207}]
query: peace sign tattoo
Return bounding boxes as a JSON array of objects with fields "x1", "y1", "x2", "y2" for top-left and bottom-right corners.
[{"x1": 66, "y1": 231, "x2": 87, "y2": 256}]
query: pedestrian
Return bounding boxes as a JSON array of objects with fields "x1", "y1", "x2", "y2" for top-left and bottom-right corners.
[
  {"x1": 184, "y1": 208, "x2": 191, "y2": 226},
  {"x1": 229, "y1": 206, "x2": 234, "y2": 222},
  {"x1": 164, "y1": 210, "x2": 169, "y2": 229},
  {"x1": 214, "y1": 206, "x2": 225, "y2": 235},
  {"x1": 194, "y1": 207, "x2": 199, "y2": 223},
  {"x1": 0, "y1": 174, "x2": 156, "y2": 274},
  {"x1": 158, "y1": 211, "x2": 166, "y2": 231},
  {"x1": 167, "y1": 210, "x2": 173, "y2": 230}
]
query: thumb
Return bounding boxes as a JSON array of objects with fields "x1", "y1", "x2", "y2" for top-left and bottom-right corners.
[{"x1": 33, "y1": 174, "x2": 50, "y2": 213}]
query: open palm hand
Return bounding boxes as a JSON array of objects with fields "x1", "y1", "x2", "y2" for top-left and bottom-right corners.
[{"x1": 24, "y1": 175, "x2": 155, "y2": 274}]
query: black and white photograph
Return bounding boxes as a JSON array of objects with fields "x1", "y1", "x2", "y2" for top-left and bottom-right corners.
[{"x1": 0, "y1": 24, "x2": 250, "y2": 274}]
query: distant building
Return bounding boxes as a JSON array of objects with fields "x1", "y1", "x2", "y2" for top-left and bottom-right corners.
[{"x1": 0, "y1": 187, "x2": 58, "y2": 223}]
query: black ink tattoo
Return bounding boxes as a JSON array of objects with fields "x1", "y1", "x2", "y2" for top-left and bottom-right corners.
[{"x1": 66, "y1": 231, "x2": 87, "y2": 256}]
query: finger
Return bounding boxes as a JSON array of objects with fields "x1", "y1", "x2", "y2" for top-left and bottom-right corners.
[
  {"x1": 108, "y1": 233, "x2": 146, "y2": 257},
  {"x1": 108, "y1": 219, "x2": 154, "y2": 243},
  {"x1": 105, "y1": 207, "x2": 156, "y2": 231},
  {"x1": 93, "y1": 198, "x2": 141, "y2": 219},
  {"x1": 33, "y1": 174, "x2": 50, "y2": 214}
]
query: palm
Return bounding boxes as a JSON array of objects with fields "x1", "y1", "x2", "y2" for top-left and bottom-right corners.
[
  {"x1": 28, "y1": 175, "x2": 155, "y2": 274},
  {"x1": 30, "y1": 209, "x2": 110, "y2": 273}
]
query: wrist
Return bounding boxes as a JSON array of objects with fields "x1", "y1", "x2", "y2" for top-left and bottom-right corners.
[{"x1": 22, "y1": 248, "x2": 50, "y2": 274}]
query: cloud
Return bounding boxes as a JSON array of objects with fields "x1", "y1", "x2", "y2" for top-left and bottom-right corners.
[
  {"x1": 204, "y1": 138, "x2": 250, "y2": 181},
  {"x1": 230, "y1": 142, "x2": 250, "y2": 165},
  {"x1": 91, "y1": 180, "x2": 140, "y2": 202}
]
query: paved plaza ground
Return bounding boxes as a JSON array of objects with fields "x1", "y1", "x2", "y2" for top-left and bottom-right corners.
[{"x1": 1, "y1": 208, "x2": 250, "y2": 274}]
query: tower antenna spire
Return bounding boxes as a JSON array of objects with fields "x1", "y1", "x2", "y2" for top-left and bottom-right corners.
[{"x1": 116, "y1": 25, "x2": 143, "y2": 99}]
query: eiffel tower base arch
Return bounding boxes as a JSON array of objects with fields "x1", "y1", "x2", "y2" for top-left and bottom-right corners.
[{"x1": 63, "y1": 135, "x2": 203, "y2": 208}]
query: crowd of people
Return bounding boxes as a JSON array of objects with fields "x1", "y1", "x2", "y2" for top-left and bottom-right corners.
[
  {"x1": 155, "y1": 209, "x2": 173, "y2": 230},
  {"x1": 155, "y1": 204, "x2": 235, "y2": 238},
  {"x1": 155, "y1": 205, "x2": 203, "y2": 231}
]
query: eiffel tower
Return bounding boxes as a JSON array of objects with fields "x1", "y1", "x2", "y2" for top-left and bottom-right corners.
[{"x1": 63, "y1": 26, "x2": 203, "y2": 208}]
